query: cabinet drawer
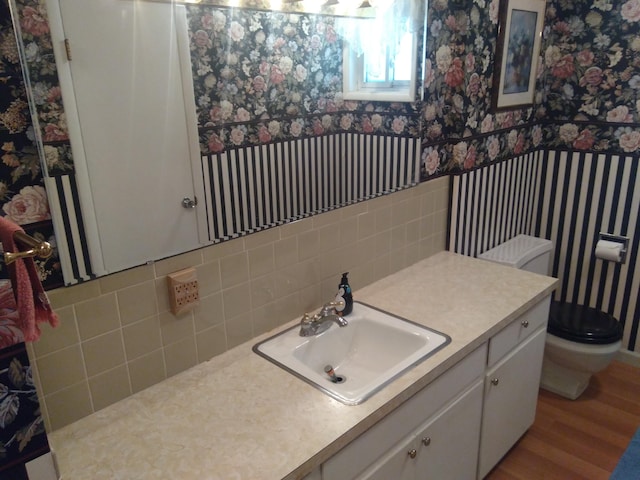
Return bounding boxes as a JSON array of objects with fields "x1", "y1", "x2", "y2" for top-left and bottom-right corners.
[
  {"x1": 487, "y1": 296, "x2": 550, "y2": 367},
  {"x1": 323, "y1": 343, "x2": 487, "y2": 480}
]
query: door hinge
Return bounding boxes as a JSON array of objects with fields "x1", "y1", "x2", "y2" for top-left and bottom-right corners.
[{"x1": 64, "y1": 38, "x2": 72, "y2": 61}]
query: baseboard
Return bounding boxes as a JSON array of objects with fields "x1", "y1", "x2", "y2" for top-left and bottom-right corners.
[
  {"x1": 616, "y1": 349, "x2": 640, "y2": 368},
  {"x1": 25, "y1": 452, "x2": 58, "y2": 480}
]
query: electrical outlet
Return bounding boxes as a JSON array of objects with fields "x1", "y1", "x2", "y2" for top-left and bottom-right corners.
[{"x1": 167, "y1": 267, "x2": 200, "y2": 315}]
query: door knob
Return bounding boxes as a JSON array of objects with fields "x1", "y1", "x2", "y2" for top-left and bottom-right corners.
[
  {"x1": 491, "y1": 378, "x2": 500, "y2": 386},
  {"x1": 182, "y1": 197, "x2": 197, "y2": 209},
  {"x1": 408, "y1": 449, "x2": 417, "y2": 459}
]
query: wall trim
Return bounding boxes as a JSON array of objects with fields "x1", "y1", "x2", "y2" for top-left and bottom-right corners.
[{"x1": 616, "y1": 349, "x2": 640, "y2": 368}]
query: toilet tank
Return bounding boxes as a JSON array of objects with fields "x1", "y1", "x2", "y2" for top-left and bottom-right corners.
[{"x1": 478, "y1": 235, "x2": 553, "y2": 275}]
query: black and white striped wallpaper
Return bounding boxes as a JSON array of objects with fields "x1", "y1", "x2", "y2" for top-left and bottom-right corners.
[
  {"x1": 201, "y1": 133, "x2": 421, "y2": 242},
  {"x1": 536, "y1": 151, "x2": 640, "y2": 352},
  {"x1": 44, "y1": 174, "x2": 94, "y2": 285},
  {"x1": 449, "y1": 151, "x2": 543, "y2": 257},
  {"x1": 450, "y1": 151, "x2": 640, "y2": 352}
]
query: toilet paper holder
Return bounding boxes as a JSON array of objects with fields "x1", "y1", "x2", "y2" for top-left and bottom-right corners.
[{"x1": 597, "y1": 233, "x2": 629, "y2": 264}]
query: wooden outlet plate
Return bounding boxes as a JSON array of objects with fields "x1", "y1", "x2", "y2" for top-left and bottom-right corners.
[{"x1": 167, "y1": 267, "x2": 200, "y2": 315}]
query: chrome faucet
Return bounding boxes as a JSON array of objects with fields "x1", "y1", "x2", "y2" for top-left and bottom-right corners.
[{"x1": 299, "y1": 301, "x2": 348, "y2": 337}]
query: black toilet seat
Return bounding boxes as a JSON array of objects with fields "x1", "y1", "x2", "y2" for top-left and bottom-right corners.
[{"x1": 548, "y1": 301, "x2": 623, "y2": 345}]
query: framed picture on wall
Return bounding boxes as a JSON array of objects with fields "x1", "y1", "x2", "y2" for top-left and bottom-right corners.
[{"x1": 492, "y1": 0, "x2": 545, "y2": 111}]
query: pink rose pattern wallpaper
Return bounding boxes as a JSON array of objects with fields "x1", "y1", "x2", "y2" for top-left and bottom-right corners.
[
  {"x1": 421, "y1": 0, "x2": 640, "y2": 177},
  {"x1": 186, "y1": 6, "x2": 422, "y2": 155},
  {"x1": 8, "y1": 0, "x2": 640, "y2": 181},
  {"x1": 0, "y1": 0, "x2": 64, "y2": 290},
  {"x1": 9, "y1": 0, "x2": 73, "y2": 173},
  {"x1": 537, "y1": 0, "x2": 640, "y2": 153},
  {"x1": 420, "y1": 0, "x2": 540, "y2": 177}
]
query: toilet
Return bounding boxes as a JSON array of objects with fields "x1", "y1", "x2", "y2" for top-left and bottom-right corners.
[{"x1": 478, "y1": 235, "x2": 623, "y2": 400}]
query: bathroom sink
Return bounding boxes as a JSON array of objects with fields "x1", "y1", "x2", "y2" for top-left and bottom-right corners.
[{"x1": 253, "y1": 302, "x2": 451, "y2": 405}]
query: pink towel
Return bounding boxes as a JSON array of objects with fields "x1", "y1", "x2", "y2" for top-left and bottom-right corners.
[{"x1": 0, "y1": 216, "x2": 59, "y2": 342}]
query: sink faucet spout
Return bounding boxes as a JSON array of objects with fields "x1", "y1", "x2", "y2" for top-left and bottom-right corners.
[
  {"x1": 299, "y1": 301, "x2": 348, "y2": 336},
  {"x1": 332, "y1": 314, "x2": 348, "y2": 327}
]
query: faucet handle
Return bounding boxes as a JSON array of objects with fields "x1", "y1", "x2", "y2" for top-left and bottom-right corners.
[
  {"x1": 324, "y1": 300, "x2": 344, "y2": 309},
  {"x1": 320, "y1": 300, "x2": 344, "y2": 317},
  {"x1": 299, "y1": 313, "x2": 317, "y2": 337}
]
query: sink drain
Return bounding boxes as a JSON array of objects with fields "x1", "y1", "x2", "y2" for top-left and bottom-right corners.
[{"x1": 324, "y1": 364, "x2": 347, "y2": 384}]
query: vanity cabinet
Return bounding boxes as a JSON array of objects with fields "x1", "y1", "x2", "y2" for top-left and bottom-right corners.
[
  {"x1": 322, "y1": 344, "x2": 487, "y2": 480},
  {"x1": 359, "y1": 380, "x2": 483, "y2": 480},
  {"x1": 318, "y1": 296, "x2": 551, "y2": 480},
  {"x1": 478, "y1": 297, "x2": 550, "y2": 479}
]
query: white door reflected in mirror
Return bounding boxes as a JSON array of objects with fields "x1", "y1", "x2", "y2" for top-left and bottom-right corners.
[{"x1": 49, "y1": 0, "x2": 206, "y2": 276}]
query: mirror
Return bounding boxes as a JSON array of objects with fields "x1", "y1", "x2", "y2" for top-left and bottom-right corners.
[{"x1": 9, "y1": 0, "x2": 425, "y2": 285}]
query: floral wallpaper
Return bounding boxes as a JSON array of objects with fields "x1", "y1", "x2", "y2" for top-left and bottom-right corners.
[
  {"x1": 418, "y1": 0, "x2": 640, "y2": 177},
  {"x1": 418, "y1": 0, "x2": 543, "y2": 178},
  {"x1": 0, "y1": 0, "x2": 63, "y2": 290},
  {"x1": 10, "y1": 0, "x2": 74, "y2": 175},
  {"x1": 538, "y1": 0, "x2": 640, "y2": 153},
  {"x1": 9, "y1": 0, "x2": 640, "y2": 179},
  {"x1": 0, "y1": 2, "x2": 63, "y2": 290},
  {"x1": 0, "y1": 341, "x2": 49, "y2": 476},
  {"x1": 186, "y1": 5, "x2": 422, "y2": 155}
]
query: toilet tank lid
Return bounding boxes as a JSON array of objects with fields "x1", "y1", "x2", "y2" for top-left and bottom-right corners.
[{"x1": 478, "y1": 235, "x2": 553, "y2": 268}]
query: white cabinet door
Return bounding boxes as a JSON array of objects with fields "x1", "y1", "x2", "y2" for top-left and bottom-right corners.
[
  {"x1": 478, "y1": 326, "x2": 547, "y2": 479},
  {"x1": 359, "y1": 380, "x2": 483, "y2": 480},
  {"x1": 52, "y1": 0, "x2": 205, "y2": 275},
  {"x1": 414, "y1": 380, "x2": 483, "y2": 480},
  {"x1": 358, "y1": 434, "x2": 416, "y2": 480}
]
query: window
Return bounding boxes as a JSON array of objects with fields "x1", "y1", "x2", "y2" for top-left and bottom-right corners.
[{"x1": 341, "y1": 15, "x2": 418, "y2": 102}]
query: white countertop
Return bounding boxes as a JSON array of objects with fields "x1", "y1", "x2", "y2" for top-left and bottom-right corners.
[{"x1": 49, "y1": 252, "x2": 558, "y2": 480}]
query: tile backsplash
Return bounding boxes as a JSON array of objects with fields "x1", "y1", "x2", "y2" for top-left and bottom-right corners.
[{"x1": 27, "y1": 178, "x2": 449, "y2": 431}]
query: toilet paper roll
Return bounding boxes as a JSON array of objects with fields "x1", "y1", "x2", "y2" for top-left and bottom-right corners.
[{"x1": 595, "y1": 239, "x2": 623, "y2": 262}]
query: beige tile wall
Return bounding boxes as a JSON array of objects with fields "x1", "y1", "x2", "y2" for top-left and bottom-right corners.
[{"x1": 28, "y1": 177, "x2": 449, "y2": 431}]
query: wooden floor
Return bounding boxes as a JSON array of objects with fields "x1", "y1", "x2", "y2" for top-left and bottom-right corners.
[{"x1": 486, "y1": 361, "x2": 640, "y2": 480}]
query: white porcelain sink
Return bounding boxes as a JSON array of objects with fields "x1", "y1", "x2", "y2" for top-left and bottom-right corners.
[{"x1": 253, "y1": 302, "x2": 450, "y2": 405}]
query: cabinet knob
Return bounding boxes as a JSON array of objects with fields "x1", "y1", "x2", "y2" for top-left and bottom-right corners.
[
  {"x1": 491, "y1": 378, "x2": 500, "y2": 386},
  {"x1": 521, "y1": 319, "x2": 529, "y2": 328},
  {"x1": 408, "y1": 449, "x2": 417, "y2": 459},
  {"x1": 422, "y1": 437, "x2": 431, "y2": 446}
]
